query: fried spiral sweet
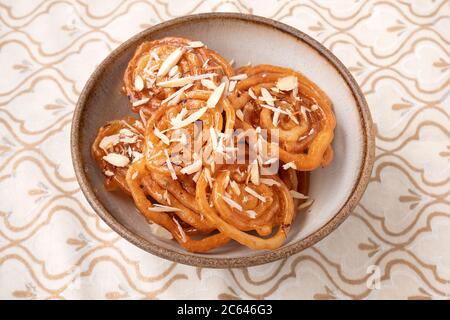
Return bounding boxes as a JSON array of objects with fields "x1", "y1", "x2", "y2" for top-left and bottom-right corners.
[
  {"x1": 123, "y1": 37, "x2": 234, "y2": 116},
  {"x1": 91, "y1": 37, "x2": 334, "y2": 253},
  {"x1": 229, "y1": 64, "x2": 336, "y2": 171},
  {"x1": 91, "y1": 117, "x2": 145, "y2": 194}
]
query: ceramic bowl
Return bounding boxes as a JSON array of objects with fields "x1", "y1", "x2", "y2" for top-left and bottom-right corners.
[{"x1": 71, "y1": 13, "x2": 375, "y2": 268}]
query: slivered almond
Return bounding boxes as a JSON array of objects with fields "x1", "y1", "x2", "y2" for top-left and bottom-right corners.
[
  {"x1": 229, "y1": 59, "x2": 235, "y2": 66},
  {"x1": 148, "y1": 204, "x2": 182, "y2": 212},
  {"x1": 157, "y1": 73, "x2": 216, "y2": 88},
  {"x1": 168, "y1": 65, "x2": 179, "y2": 77},
  {"x1": 150, "y1": 51, "x2": 160, "y2": 61},
  {"x1": 244, "y1": 186, "x2": 266, "y2": 202},
  {"x1": 132, "y1": 151, "x2": 143, "y2": 163},
  {"x1": 276, "y1": 76, "x2": 297, "y2": 91},
  {"x1": 246, "y1": 210, "x2": 257, "y2": 219},
  {"x1": 298, "y1": 199, "x2": 314, "y2": 210},
  {"x1": 134, "y1": 75, "x2": 144, "y2": 91},
  {"x1": 260, "y1": 104, "x2": 289, "y2": 115},
  {"x1": 149, "y1": 223, "x2": 173, "y2": 240},
  {"x1": 282, "y1": 162, "x2": 297, "y2": 170},
  {"x1": 104, "y1": 170, "x2": 114, "y2": 177},
  {"x1": 103, "y1": 153, "x2": 130, "y2": 167},
  {"x1": 161, "y1": 84, "x2": 192, "y2": 106},
  {"x1": 236, "y1": 109, "x2": 244, "y2": 121},
  {"x1": 230, "y1": 180, "x2": 241, "y2": 195},
  {"x1": 221, "y1": 195, "x2": 243, "y2": 211},
  {"x1": 271, "y1": 87, "x2": 280, "y2": 93},
  {"x1": 188, "y1": 41, "x2": 204, "y2": 48},
  {"x1": 260, "y1": 178, "x2": 281, "y2": 186},
  {"x1": 180, "y1": 159, "x2": 202, "y2": 175},
  {"x1": 272, "y1": 109, "x2": 280, "y2": 126},
  {"x1": 201, "y1": 79, "x2": 217, "y2": 90},
  {"x1": 207, "y1": 82, "x2": 226, "y2": 108},
  {"x1": 223, "y1": 174, "x2": 230, "y2": 189},
  {"x1": 311, "y1": 104, "x2": 319, "y2": 111},
  {"x1": 228, "y1": 80, "x2": 237, "y2": 92},
  {"x1": 260, "y1": 87, "x2": 275, "y2": 106},
  {"x1": 248, "y1": 88, "x2": 256, "y2": 99},
  {"x1": 229, "y1": 74, "x2": 247, "y2": 81},
  {"x1": 157, "y1": 47, "x2": 184, "y2": 77},
  {"x1": 172, "y1": 217, "x2": 187, "y2": 242},
  {"x1": 289, "y1": 190, "x2": 309, "y2": 199},
  {"x1": 250, "y1": 159, "x2": 260, "y2": 185},
  {"x1": 132, "y1": 97, "x2": 150, "y2": 107},
  {"x1": 153, "y1": 127, "x2": 170, "y2": 145},
  {"x1": 164, "y1": 149, "x2": 177, "y2": 180},
  {"x1": 99, "y1": 134, "x2": 120, "y2": 152},
  {"x1": 171, "y1": 107, "x2": 208, "y2": 129}
]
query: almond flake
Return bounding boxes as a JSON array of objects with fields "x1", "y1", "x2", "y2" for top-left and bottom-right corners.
[
  {"x1": 221, "y1": 195, "x2": 243, "y2": 211},
  {"x1": 168, "y1": 65, "x2": 179, "y2": 77},
  {"x1": 157, "y1": 47, "x2": 184, "y2": 78},
  {"x1": 236, "y1": 109, "x2": 245, "y2": 121},
  {"x1": 229, "y1": 59, "x2": 235, "y2": 66},
  {"x1": 272, "y1": 109, "x2": 280, "y2": 126},
  {"x1": 132, "y1": 97, "x2": 150, "y2": 107},
  {"x1": 248, "y1": 88, "x2": 257, "y2": 99},
  {"x1": 149, "y1": 223, "x2": 173, "y2": 240},
  {"x1": 250, "y1": 159, "x2": 260, "y2": 185},
  {"x1": 207, "y1": 82, "x2": 226, "y2": 108},
  {"x1": 230, "y1": 180, "x2": 241, "y2": 195},
  {"x1": 134, "y1": 75, "x2": 144, "y2": 91},
  {"x1": 311, "y1": 104, "x2": 319, "y2": 111},
  {"x1": 244, "y1": 186, "x2": 266, "y2": 202},
  {"x1": 223, "y1": 174, "x2": 230, "y2": 189},
  {"x1": 161, "y1": 83, "x2": 192, "y2": 106},
  {"x1": 188, "y1": 41, "x2": 204, "y2": 48},
  {"x1": 298, "y1": 199, "x2": 314, "y2": 210},
  {"x1": 171, "y1": 107, "x2": 208, "y2": 129},
  {"x1": 149, "y1": 204, "x2": 182, "y2": 212},
  {"x1": 104, "y1": 170, "x2": 114, "y2": 177},
  {"x1": 164, "y1": 149, "x2": 177, "y2": 180},
  {"x1": 271, "y1": 87, "x2": 280, "y2": 93},
  {"x1": 103, "y1": 153, "x2": 130, "y2": 167},
  {"x1": 192, "y1": 170, "x2": 201, "y2": 182},
  {"x1": 260, "y1": 87, "x2": 275, "y2": 106},
  {"x1": 260, "y1": 104, "x2": 289, "y2": 115},
  {"x1": 150, "y1": 51, "x2": 160, "y2": 61},
  {"x1": 139, "y1": 109, "x2": 147, "y2": 127},
  {"x1": 132, "y1": 151, "x2": 143, "y2": 162},
  {"x1": 180, "y1": 159, "x2": 202, "y2": 175},
  {"x1": 99, "y1": 134, "x2": 120, "y2": 152},
  {"x1": 229, "y1": 74, "x2": 247, "y2": 81},
  {"x1": 282, "y1": 162, "x2": 297, "y2": 170},
  {"x1": 153, "y1": 127, "x2": 170, "y2": 145},
  {"x1": 246, "y1": 210, "x2": 257, "y2": 219},
  {"x1": 290, "y1": 190, "x2": 309, "y2": 199},
  {"x1": 172, "y1": 217, "x2": 187, "y2": 242},
  {"x1": 276, "y1": 76, "x2": 298, "y2": 91},
  {"x1": 260, "y1": 178, "x2": 281, "y2": 186},
  {"x1": 228, "y1": 80, "x2": 237, "y2": 92},
  {"x1": 157, "y1": 73, "x2": 216, "y2": 88},
  {"x1": 201, "y1": 79, "x2": 217, "y2": 90}
]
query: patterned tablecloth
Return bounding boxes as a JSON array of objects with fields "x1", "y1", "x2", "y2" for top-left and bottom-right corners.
[{"x1": 0, "y1": 0, "x2": 449, "y2": 300}]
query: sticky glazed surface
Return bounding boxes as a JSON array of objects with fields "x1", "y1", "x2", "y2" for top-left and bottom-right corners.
[
  {"x1": 92, "y1": 37, "x2": 335, "y2": 253},
  {"x1": 230, "y1": 65, "x2": 336, "y2": 171},
  {"x1": 123, "y1": 37, "x2": 234, "y2": 116}
]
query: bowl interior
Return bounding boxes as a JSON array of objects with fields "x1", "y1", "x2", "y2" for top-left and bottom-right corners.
[{"x1": 74, "y1": 15, "x2": 367, "y2": 266}]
